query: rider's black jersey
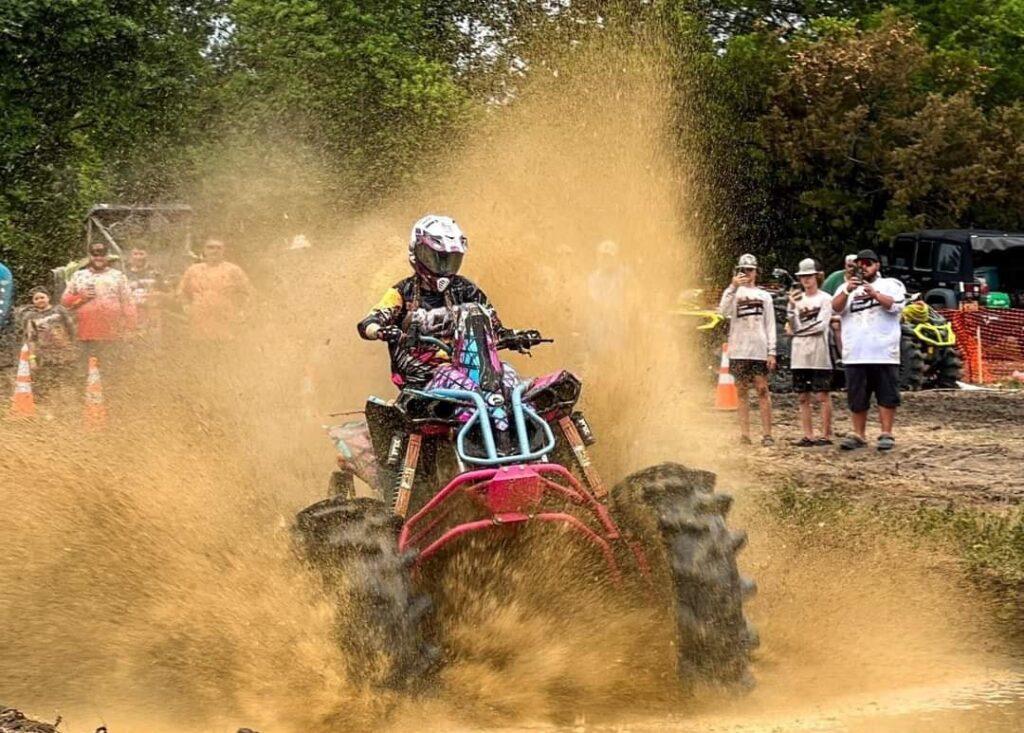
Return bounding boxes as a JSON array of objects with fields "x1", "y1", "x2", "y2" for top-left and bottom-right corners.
[{"x1": 357, "y1": 275, "x2": 508, "y2": 388}]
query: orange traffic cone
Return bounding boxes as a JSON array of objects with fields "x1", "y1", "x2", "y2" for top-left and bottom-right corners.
[
  {"x1": 83, "y1": 356, "x2": 107, "y2": 430},
  {"x1": 714, "y1": 343, "x2": 739, "y2": 411},
  {"x1": 9, "y1": 344, "x2": 36, "y2": 418}
]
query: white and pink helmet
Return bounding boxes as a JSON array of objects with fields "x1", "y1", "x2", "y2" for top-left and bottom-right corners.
[{"x1": 409, "y1": 214, "x2": 467, "y2": 290}]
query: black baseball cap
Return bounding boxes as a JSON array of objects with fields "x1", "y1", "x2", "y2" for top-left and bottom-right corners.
[{"x1": 855, "y1": 249, "x2": 879, "y2": 262}]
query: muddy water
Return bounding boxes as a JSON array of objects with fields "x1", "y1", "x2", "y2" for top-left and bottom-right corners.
[
  {"x1": 2, "y1": 37, "x2": 1023, "y2": 733},
  {"x1": 491, "y1": 678, "x2": 1024, "y2": 732}
]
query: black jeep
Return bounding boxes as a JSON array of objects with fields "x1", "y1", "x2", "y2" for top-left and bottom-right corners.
[{"x1": 878, "y1": 229, "x2": 1024, "y2": 309}]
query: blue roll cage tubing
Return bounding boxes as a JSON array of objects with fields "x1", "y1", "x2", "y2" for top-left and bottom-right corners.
[{"x1": 407, "y1": 334, "x2": 557, "y2": 466}]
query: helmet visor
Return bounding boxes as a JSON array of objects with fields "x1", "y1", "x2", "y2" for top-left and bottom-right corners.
[{"x1": 415, "y1": 241, "x2": 464, "y2": 276}]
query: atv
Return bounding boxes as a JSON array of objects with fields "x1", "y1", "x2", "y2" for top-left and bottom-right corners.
[
  {"x1": 294, "y1": 303, "x2": 757, "y2": 691},
  {"x1": 901, "y1": 298, "x2": 963, "y2": 389}
]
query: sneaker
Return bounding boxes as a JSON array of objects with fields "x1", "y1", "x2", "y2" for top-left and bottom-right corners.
[
  {"x1": 840, "y1": 435, "x2": 867, "y2": 451},
  {"x1": 761, "y1": 436, "x2": 775, "y2": 447},
  {"x1": 877, "y1": 434, "x2": 896, "y2": 451}
]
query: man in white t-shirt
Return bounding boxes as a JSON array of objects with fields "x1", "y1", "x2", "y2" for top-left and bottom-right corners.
[
  {"x1": 787, "y1": 258, "x2": 834, "y2": 446},
  {"x1": 719, "y1": 253, "x2": 777, "y2": 446},
  {"x1": 832, "y1": 248, "x2": 906, "y2": 451}
]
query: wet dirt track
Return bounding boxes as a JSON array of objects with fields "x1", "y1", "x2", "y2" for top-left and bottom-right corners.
[{"x1": 756, "y1": 390, "x2": 1024, "y2": 507}]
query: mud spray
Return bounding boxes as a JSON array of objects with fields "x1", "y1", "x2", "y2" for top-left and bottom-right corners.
[{"x1": 1, "y1": 37, "x2": 1019, "y2": 733}]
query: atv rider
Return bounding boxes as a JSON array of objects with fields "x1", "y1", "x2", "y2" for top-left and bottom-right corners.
[
  {"x1": 358, "y1": 214, "x2": 511, "y2": 388},
  {"x1": 332, "y1": 215, "x2": 515, "y2": 497}
]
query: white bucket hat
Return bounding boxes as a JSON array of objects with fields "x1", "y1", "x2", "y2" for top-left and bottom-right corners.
[{"x1": 795, "y1": 257, "x2": 820, "y2": 276}]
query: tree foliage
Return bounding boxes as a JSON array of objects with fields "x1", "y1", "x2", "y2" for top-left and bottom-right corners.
[
  {"x1": 681, "y1": 7, "x2": 1024, "y2": 277},
  {"x1": 2, "y1": 0, "x2": 1024, "y2": 287}
]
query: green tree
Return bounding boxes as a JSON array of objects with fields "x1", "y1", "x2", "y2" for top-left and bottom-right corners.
[{"x1": 0, "y1": 1, "x2": 222, "y2": 285}]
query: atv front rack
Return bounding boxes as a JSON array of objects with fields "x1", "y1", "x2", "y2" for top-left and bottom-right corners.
[
  {"x1": 397, "y1": 463, "x2": 636, "y2": 583},
  {"x1": 409, "y1": 383, "x2": 557, "y2": 466}
]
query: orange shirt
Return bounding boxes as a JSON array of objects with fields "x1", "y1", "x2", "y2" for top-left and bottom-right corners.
[{"x1": 177, "y1": 261, "x2": 254, "y2": 341}]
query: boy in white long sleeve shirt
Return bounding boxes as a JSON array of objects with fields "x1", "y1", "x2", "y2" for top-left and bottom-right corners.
[
  {"x1": 718, "y1": 253, "x2": 777, "y2": 446},
  {"x1": 787, "y1": 258, "x2": 834, "y2": 446}
]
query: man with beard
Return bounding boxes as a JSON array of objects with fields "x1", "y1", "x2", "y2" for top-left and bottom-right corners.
[
  {"x1": 61, "y1": 242, "x2": 136, "y2": 375},
  {"x1": 832, "y1": 249, "x2": 906, "y2": 451}
]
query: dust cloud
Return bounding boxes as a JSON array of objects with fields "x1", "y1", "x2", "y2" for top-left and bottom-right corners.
[{"x1": 0, "y1": 35, "x2": 1013, "y2": 733}]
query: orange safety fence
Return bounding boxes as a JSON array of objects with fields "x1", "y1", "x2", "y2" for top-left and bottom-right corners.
[{"x1": 941, "y1": 308, "x2": 1024, "y2": 383}]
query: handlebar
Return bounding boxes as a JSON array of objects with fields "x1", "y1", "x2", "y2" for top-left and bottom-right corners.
[
  {"x1": 498, "y1": 330, "x2": 553, "y2": 354},
  {"x1": 398, "y1": 325, "x2": 551, "y2": 355}
]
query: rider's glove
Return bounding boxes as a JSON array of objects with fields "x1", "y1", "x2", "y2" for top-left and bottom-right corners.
[{"x1": 377, "y1": 325, "x2": 403, "y2": 343}]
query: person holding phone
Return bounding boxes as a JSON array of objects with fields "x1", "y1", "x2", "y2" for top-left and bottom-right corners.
[
  {"x1": 61, "y1": 242, "x2": 136, "y2": 375},
  {"x1": 831, "y1": 249, "x2": 906, "y2": 451},
  {"x1": 788, "y1": 258, "x2": 833, "y2": 446},
  {"x1": 718, "y1": 253, "x2": 777, "y2": 446}
]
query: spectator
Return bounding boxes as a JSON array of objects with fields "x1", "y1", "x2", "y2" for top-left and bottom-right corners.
[
  {"x1": 787, "y1": 258, "x2": 834, "y2": 446},
  {"x1": 0, "y1": 260, "x2": 12, "y2": 331},
  {"x1": 718, "y1": 253, "x2": 777, "y2": 446},
  {"x1": 15, "y1": 287, "x2": 77, "y2": 401},
  {"x1": 177, "y1": 238, "x2": 254, "y2": 342},
  {"x1": 125, "y1": 246, "x2": 168, "y2": 341},
  {"x1": 832, "y1": 249, "x2": 906, "y2": 451},
  {"x1": 61, "y1": 242, "x2": 136, "y2": 372},
  {"x1": 822, "y1": 253, "x2": 857, "y2": 295}
]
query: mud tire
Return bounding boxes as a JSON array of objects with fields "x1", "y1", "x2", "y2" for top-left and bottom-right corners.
[
  {"x1": 899, "y1": 331, "x2": 926, "y2": 391},
  {"x1": 0, "y1": 708, "x2": 60, "y2": 733},
  {"x1": 609, "y1": 463, "x2": 756, "y2": 689},
  {"x1": 293, "y1": 496, "x2": 435, "y2": 689},
  {"x1": 930, "y1": 347, "x2": 964, "y2": 388}
]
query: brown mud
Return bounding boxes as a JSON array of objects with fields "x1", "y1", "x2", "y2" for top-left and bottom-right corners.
[
  {"x1": 756, "y1": 390, "x2": 1024, "y2": 507},
  {"x1": 2, "y1": 37, "x2": 1022, "y2": 733}
]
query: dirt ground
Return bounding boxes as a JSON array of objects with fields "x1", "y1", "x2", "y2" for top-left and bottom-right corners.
[{"x1": 751, "y1": 390, "x2": 1024, "y2": 510}]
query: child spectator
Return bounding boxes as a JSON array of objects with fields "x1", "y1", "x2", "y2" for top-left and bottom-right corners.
[
  {"x1": 787, "y1": 258, "x2": 834, "y2": 446},
  {"x1": 16, "y1": 287, "x2": 77, "y2": 401},
  {"x1": 718, "y1": 253, "x2": 777, "y2": 446},
  {"x1": 125, "y1": 246, "x2": 168, "y2": 342}
]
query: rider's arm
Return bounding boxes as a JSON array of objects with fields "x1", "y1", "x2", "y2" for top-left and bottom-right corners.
[{"x1": 357, "y1": 286, "x2": 404, "y2": 340}]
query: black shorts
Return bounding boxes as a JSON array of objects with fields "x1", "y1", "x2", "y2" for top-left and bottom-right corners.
[
  {"x1": 792, "y1": 369, "x2": 832, "y2": 393},
  {"x1": 845, "y1": 364, "x2": 901, "y2": 412},
  {"x1": 730, "y1": 359, "x2": 768, "y2": 383}
]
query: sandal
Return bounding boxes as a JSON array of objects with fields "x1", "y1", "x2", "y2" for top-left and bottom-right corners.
[
  {"x1": 814, "y1": 437, "x2": 834, "y2": 446},
  {"x1": 877, "y1": 434, "x2": 896, "y2": 451},
  {"x1": 840, "y1": 435, "x2": 867, "y2": 451},
  {"x1": 761, "y1": 436, "x2": 775, "y2": 447},
  {"x1": 795, "y1": 437, "x2": 816, "y2": 447}
]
